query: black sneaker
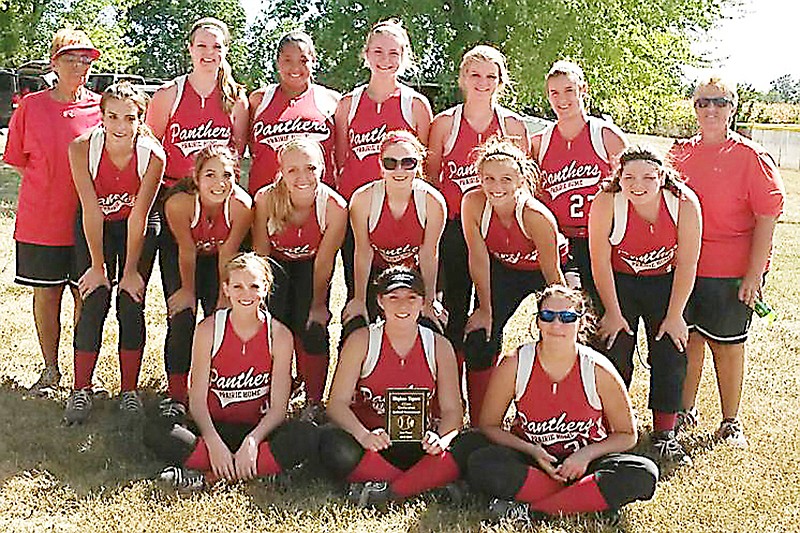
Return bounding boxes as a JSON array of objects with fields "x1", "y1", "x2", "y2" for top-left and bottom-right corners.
[
  {"x1": 119, "y1": 391, "x2": 144, "y2": 415},
  {"x1": 157, "y1": 466, "x2": 205, "y2": 492},
  {"x1": 651, "y1": 430, "x2": 692, "y2": 467},
  {"x1": 30, "y1": 365, "x2": 61, "y2": 393},
  {"x1": 63, "y1": 389, "x2": 93, "y2": 426},
  {"x1": 159, "y1": 398, "x2": 187, "y2": 420}
]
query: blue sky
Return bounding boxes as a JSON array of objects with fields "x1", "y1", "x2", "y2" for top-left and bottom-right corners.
[{"x1": 241, "y1": 0, "x2": 799, "y2": 91}]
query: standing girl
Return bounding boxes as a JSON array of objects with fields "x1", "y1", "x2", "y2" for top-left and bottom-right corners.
[
  {"x1": 427, "y1": 45, "x2": 529, "y2": 380},
  {"x1": 161, "y1": 145, "x2": 253, "y2": 411},
  {"x1": 589, "y1": 146, "x2": 701, "y2": 464},
  {"x1": 334, "y1": 19, "x2": 433, "y2": 298},
  {"x1": 461, "y1": 137, "x2": 566, "y2": 424},
  {"x1": 248, "y1": 30, "x2": 340, "y2": 194},
  {"x1": 64, "y1": 83, "x2": 165, "y2": 424},
  {"x1": 532, "y1": 60, "x2": 627, "y2": 308},
  {"x1": 342, "y1": 131, "x2": 446, "y2": 329},
  {"x1": 252, "y1": 138, "x2": 347, "y2": 417},
  {"x1": 146, "y1": 253, "x2": 317, "y2": 490}
]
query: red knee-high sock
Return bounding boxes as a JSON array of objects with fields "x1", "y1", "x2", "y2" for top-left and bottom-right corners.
[
  {"x1": 466, "y1": 368, "x2": 494, "y2": 426},
  {"x1": 390, "y1": 452, "x2": 460, "y2": 498},
  {"x1": 184, "y1": 437, "x2": 211, "y2": 471},
  {"x1": 515, "y1": 467, "x2": 564, "y2": 503},
  {"x1": 295, "y1": 343, "x2": 329, "y2": 403},
  {"x1": 653, "y1": 410, "x2": 678, "y2": 432},
  {"x1": 346, "y1": 450, "x2": 403, "y2": 483},
  {"x1": 167, "y1": 373, "x2": 189, "y2": 405},
  {"x1": 531, "y1": 474, "x2": 609, "y2": 515},
  {"x1": 256, "y1": 441, "x2": 282, "y2": 476},
  {"x1": 119, "y1": 349, "x2": 142, "y2": 392},
  {"x1": 74, "y1": 350, "x2": 98, "y2": 390}
]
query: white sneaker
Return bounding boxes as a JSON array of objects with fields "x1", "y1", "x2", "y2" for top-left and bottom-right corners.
[
  {"x1": 716, "y1": 418, "x2": 748, "y2": 448},
  {"x1": 157, "y1": 466, "x2": 205, "y2": 492}
]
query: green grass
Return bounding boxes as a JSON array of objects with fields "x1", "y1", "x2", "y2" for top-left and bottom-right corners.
[{"x1": 0, "y1": 152, "x2": 798, "y2": 531}]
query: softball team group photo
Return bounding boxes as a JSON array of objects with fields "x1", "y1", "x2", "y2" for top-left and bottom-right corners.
[{"x1": 2, "y1": 13, "x2": 786, "y2": 529}]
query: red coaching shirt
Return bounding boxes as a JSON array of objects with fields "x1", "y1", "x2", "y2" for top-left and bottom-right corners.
[
  {"x1": 248, "y1": 84, "x2": 338, "y2": 194},
  {"x1": 4, "y1": 90, "x2": 101, "y2": 246},
  {"x1": 669, "y1": 133, "x2": 785, "y2": 278},
  {"x1": 207, "y1": 309, "x2": 273, "y2": 426},
  {"x1": 512, "y1": 343, "x2": 614, "y2": 460},
  {"x1": 610, "y1": 191, "x2": 679, "y2": 276},
  {"x1": 162, "y1": 76, "x2": 233, "y2": 185},
  {"x1": 352, "y1": 324, "x2": 437, "y2": 431},
  {"x1": 338, "y1": 84, "x2": 422, "y2": 201}
]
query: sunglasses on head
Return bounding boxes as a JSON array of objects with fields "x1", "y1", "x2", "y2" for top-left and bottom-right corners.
[
  {"x1": 694, "y1": 97, "x2": 732, "y2": 109},
  {"x1": 537, "y1": 309, "x2": 581, "y2": 323},
  {"x1": 382, "y1": 156, "x2": 419, "y2": 171}
]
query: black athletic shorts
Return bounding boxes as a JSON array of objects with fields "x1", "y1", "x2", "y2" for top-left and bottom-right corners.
[
  {"x1": 687, "y1": 277, "x2": 754, "y2": 344},
  {"x1": 15, "y1": 241, "x2": 74, "y2": 287}
]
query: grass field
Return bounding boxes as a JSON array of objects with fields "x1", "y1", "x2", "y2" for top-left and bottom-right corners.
[{"x1": 0, "y1": 142, "x2": 798, "y2": 532}]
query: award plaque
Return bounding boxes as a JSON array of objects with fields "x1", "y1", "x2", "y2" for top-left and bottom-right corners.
[{"x1": 386, "y1": 388, "x2": 428, "y2": 442}]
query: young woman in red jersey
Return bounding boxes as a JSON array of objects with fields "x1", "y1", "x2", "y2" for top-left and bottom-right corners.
[
  {"x1": 334, "y1": 19, "x2": 433, "y2": 299},
  {"x1": 3, "y1": 29, "x2": 102, "y2": 391},
  {"x1": 589, "y1": 146, "x2": 701, "y2": 466},
  {"x1": 145, "y1": 253, "x2": 316, "y2": 490},
  {"x1": 468, "y1": 286, "x2": 657, "y2": 522},
  {"x1": 461, "y1": 137, "x2": 566, "y2": 425},
  {"x1": 669, "y1": 78, "x2": 785, "y2": 448},
  {"x1": 342, "y1": 130, "x2": 446, "y2": 330},
  {"x1": 252, "y1": 138, "x2": 347, "y2": 418},
  {"x1": 532, "y1": 60, "x2": 627, "y2": 309},
  {"x1": 322, "y1": 267, "x2": 470, "y2": 506},
  {"x1": 146, "y1": 17, "x2": 248, "y2": 186},
  {"x1": 63, "y1": 83, "x2": 165, "y2": 424},
  {"x1": 248, "y1": 30, "x2": 340, "y2": 195},
  {"x1": 426, "y1": 45, "x2": 530, "y2": 388},
  {"x1": 160, "y1": 145, "x2": 253, "y2": 412}
]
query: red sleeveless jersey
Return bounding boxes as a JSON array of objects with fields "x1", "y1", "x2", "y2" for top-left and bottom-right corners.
[
  {"x1": 537, "y1": 119, "x2": 613, "y2": 237},
  {"x1": 339, "y1": 84, "x2": 422, "y2": 200},
  {"x1": 163, "y1": 76, "x2": 233, "y2": 185},
  {"x1": 94, "y1": 149, "x2": 140, "y2": 221},
  {"x1": 512, "y1": 343, "x2": 611, "y2": 460},
  {"x1": 352, "y1": 326, "x2": 436, "y2": 430},
  {"x1": 190, "y1": 197, "x2": 232, "y2": 255},
  {"x1": 610, "y1": 191, "x2": 678, "y2": 276},
  {"x1": 369, "y1": 194, "x2": 424, "y2": 270},
  {"x1": 207, "y1": 309, "x2": 272, "y2": 426},
  {"x1": 248, "y1": 84, "x2": 337, "y2": 194},
  {"x1": 5, "y1": 90, "x2": 101, "y2": 246},
  {"x1": 439, "y1": 105, "x2": 505, "y2": 218}
]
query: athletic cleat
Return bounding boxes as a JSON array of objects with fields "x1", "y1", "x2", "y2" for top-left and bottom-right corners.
[
  {"x1": 63, "y1": 389, "x2": 93, "y2": 425},
  {"x1": 31, "y1": 365, "x2": 61, "y2": 392},
  {"x1": 651, "y1": 430, "x2": 692, "y2": 467},
  {"x1": 360, "y1": 480, "x2": 392, "y2": 507},
  {"x1": 488, "y1": 498, "x2": 533, "y2": 526},
  {"x1": 157, "y1": 465, "x2": 205, "y2": 492},
  {"x1": 158, "y1": 397, "x2": 187, "y2": 420},
  {"x1": 119, "y1": 391, "x2": 144, "y2": 414},
  {"x1": 346, "y1": 482, "x2": 366, "y2": 506},
  {"x1": 675, "y1": 407, "x2": 699, "y2": 434},
  {"x1": 716, "y1": 418, "x2": 748, "y2": 448}
]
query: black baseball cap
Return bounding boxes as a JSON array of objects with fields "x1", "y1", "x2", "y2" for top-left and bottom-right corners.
[{"x1": 375, "y1": 266, "x2": 425, "y2": 297}]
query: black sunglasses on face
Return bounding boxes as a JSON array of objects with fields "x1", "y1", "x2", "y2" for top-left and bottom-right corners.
[
  {"x1": 382, "y1": 156, "x2": 419, "y2": 171},
  {"x1": 537, "y1": 309, "x2": 582, "y2": 323},
  {"x1": 694, "y1": 97, "x2": 732, "y2": 109}
]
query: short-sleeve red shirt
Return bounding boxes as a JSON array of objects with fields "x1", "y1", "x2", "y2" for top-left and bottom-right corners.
[{"x1": 669, "y1": 133, "x2": 784, "y2": 277}]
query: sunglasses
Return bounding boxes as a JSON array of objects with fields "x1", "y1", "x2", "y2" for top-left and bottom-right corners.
[
  {"x1": 382, "y1": 156, "x2": 419, "y2": 171},
  {"x1": 694, "y1": 97, "x2": 732, "y2": 109},
  {"x1": 537, "y1": 309, "x2": 582, "y2": 323},
  {"x1": 60, "y1": 54, "x2": 95, "y2": 66}
]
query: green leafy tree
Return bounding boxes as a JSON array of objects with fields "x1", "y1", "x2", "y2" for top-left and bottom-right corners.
[
  {"x1": 0, "y1": 0, "x2": 57, "y2": 65},
  {"x1": 765, "y1": 74, "x2": 800, "y2": 104}
]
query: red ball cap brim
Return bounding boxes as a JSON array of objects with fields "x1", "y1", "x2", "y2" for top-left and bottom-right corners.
[{"x1": 53, "y1": 44, "x2": 101, "y2": 60}]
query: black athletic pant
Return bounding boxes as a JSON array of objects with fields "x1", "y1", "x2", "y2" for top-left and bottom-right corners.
[
  {"x1": 567, "y1": 237, "x2": 601, "y2": 313},
  {"x1": 160, "y1": 227, "x2": 219, "y2": 376},
  {"x1": 607, "y1": 272, "x2": 687, "y2": 413},
  {"x1": 468, "y1": 444, "x2": 658, "y2": 510},
  {"x1": 467, "y1": 259, "x2": 545, "y2": 372},
  {"x1": 439, "y1": 218, "x2": 472, "y2": 352},
  {"x1": 73, "y1": 216, "x2": 158, "y2": 353},
  {"x1": 143, "y1": 414, "x2": 319, "y2": 471},
  {"x1": 268, "y1": 258, "x2": 329, "y2": 355}
]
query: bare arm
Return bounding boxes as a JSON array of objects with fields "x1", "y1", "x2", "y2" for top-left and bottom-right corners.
[
  {"x1": 602, "y1": 128, "x2": 628, "y2": 174},
  {"x1": 428, "y1": 335, "x2": 463, "y2": 452},
  {"x1": 309, "y1": 196, "x2": 347, "y2": 326},
  {"x1": 739, "y1": 215, "x2": 780, "y2": 307},
  {"x1": 412, "y1": 96, "x2": 433, "y2": 145},
  {"x1": 247, "y1": 319, "x2": 293, "y2": 441},
  {"x1": 523, "y1": 204, "x2": 565, "y2": 285},
  {"x1": 478, "y1": 353, "x2": 532, "y2": 454},
  {"x1": 251, "y1": 187, "x2": 273, "y2": 257},
  {"x1": 230, "y1": 92, "x2": 250, "y2": 156},
  {"x1": 216, "y1": 188, "x2": 254, "y2": 307},
  {"x1": 333, "y1": 96, "x2": 352, "y2": 185},
  {"x1": 462, "y1": 191, "x2": 492, "y2": 339},
  {"x1": 425, "y1": 114, "x2": 451, "y2": 187},
  {"x1": 165, "y1": 194, "x2": 198, "y2": 316},
  {"x1": 342, "y1": 190, "x2": 373, "y2": 322},
  {"x1": 145, "y1": 84, "x2": 177, "y2": 141},
  {"x1": 418, "y1": 191, "x2": 446, "y2": 320},
  {"x1": 506, "y1": 115, "x2": 531, "y2": 154}
]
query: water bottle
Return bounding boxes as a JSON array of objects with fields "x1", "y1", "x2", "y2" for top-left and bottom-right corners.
[{"x1": 753, "y1": 298, "x2": 777, "y2": 325}]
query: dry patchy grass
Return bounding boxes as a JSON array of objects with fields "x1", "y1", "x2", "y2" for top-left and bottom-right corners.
[{"x1": 0, "y1": 164, "x2": 798, "y2": 532}]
